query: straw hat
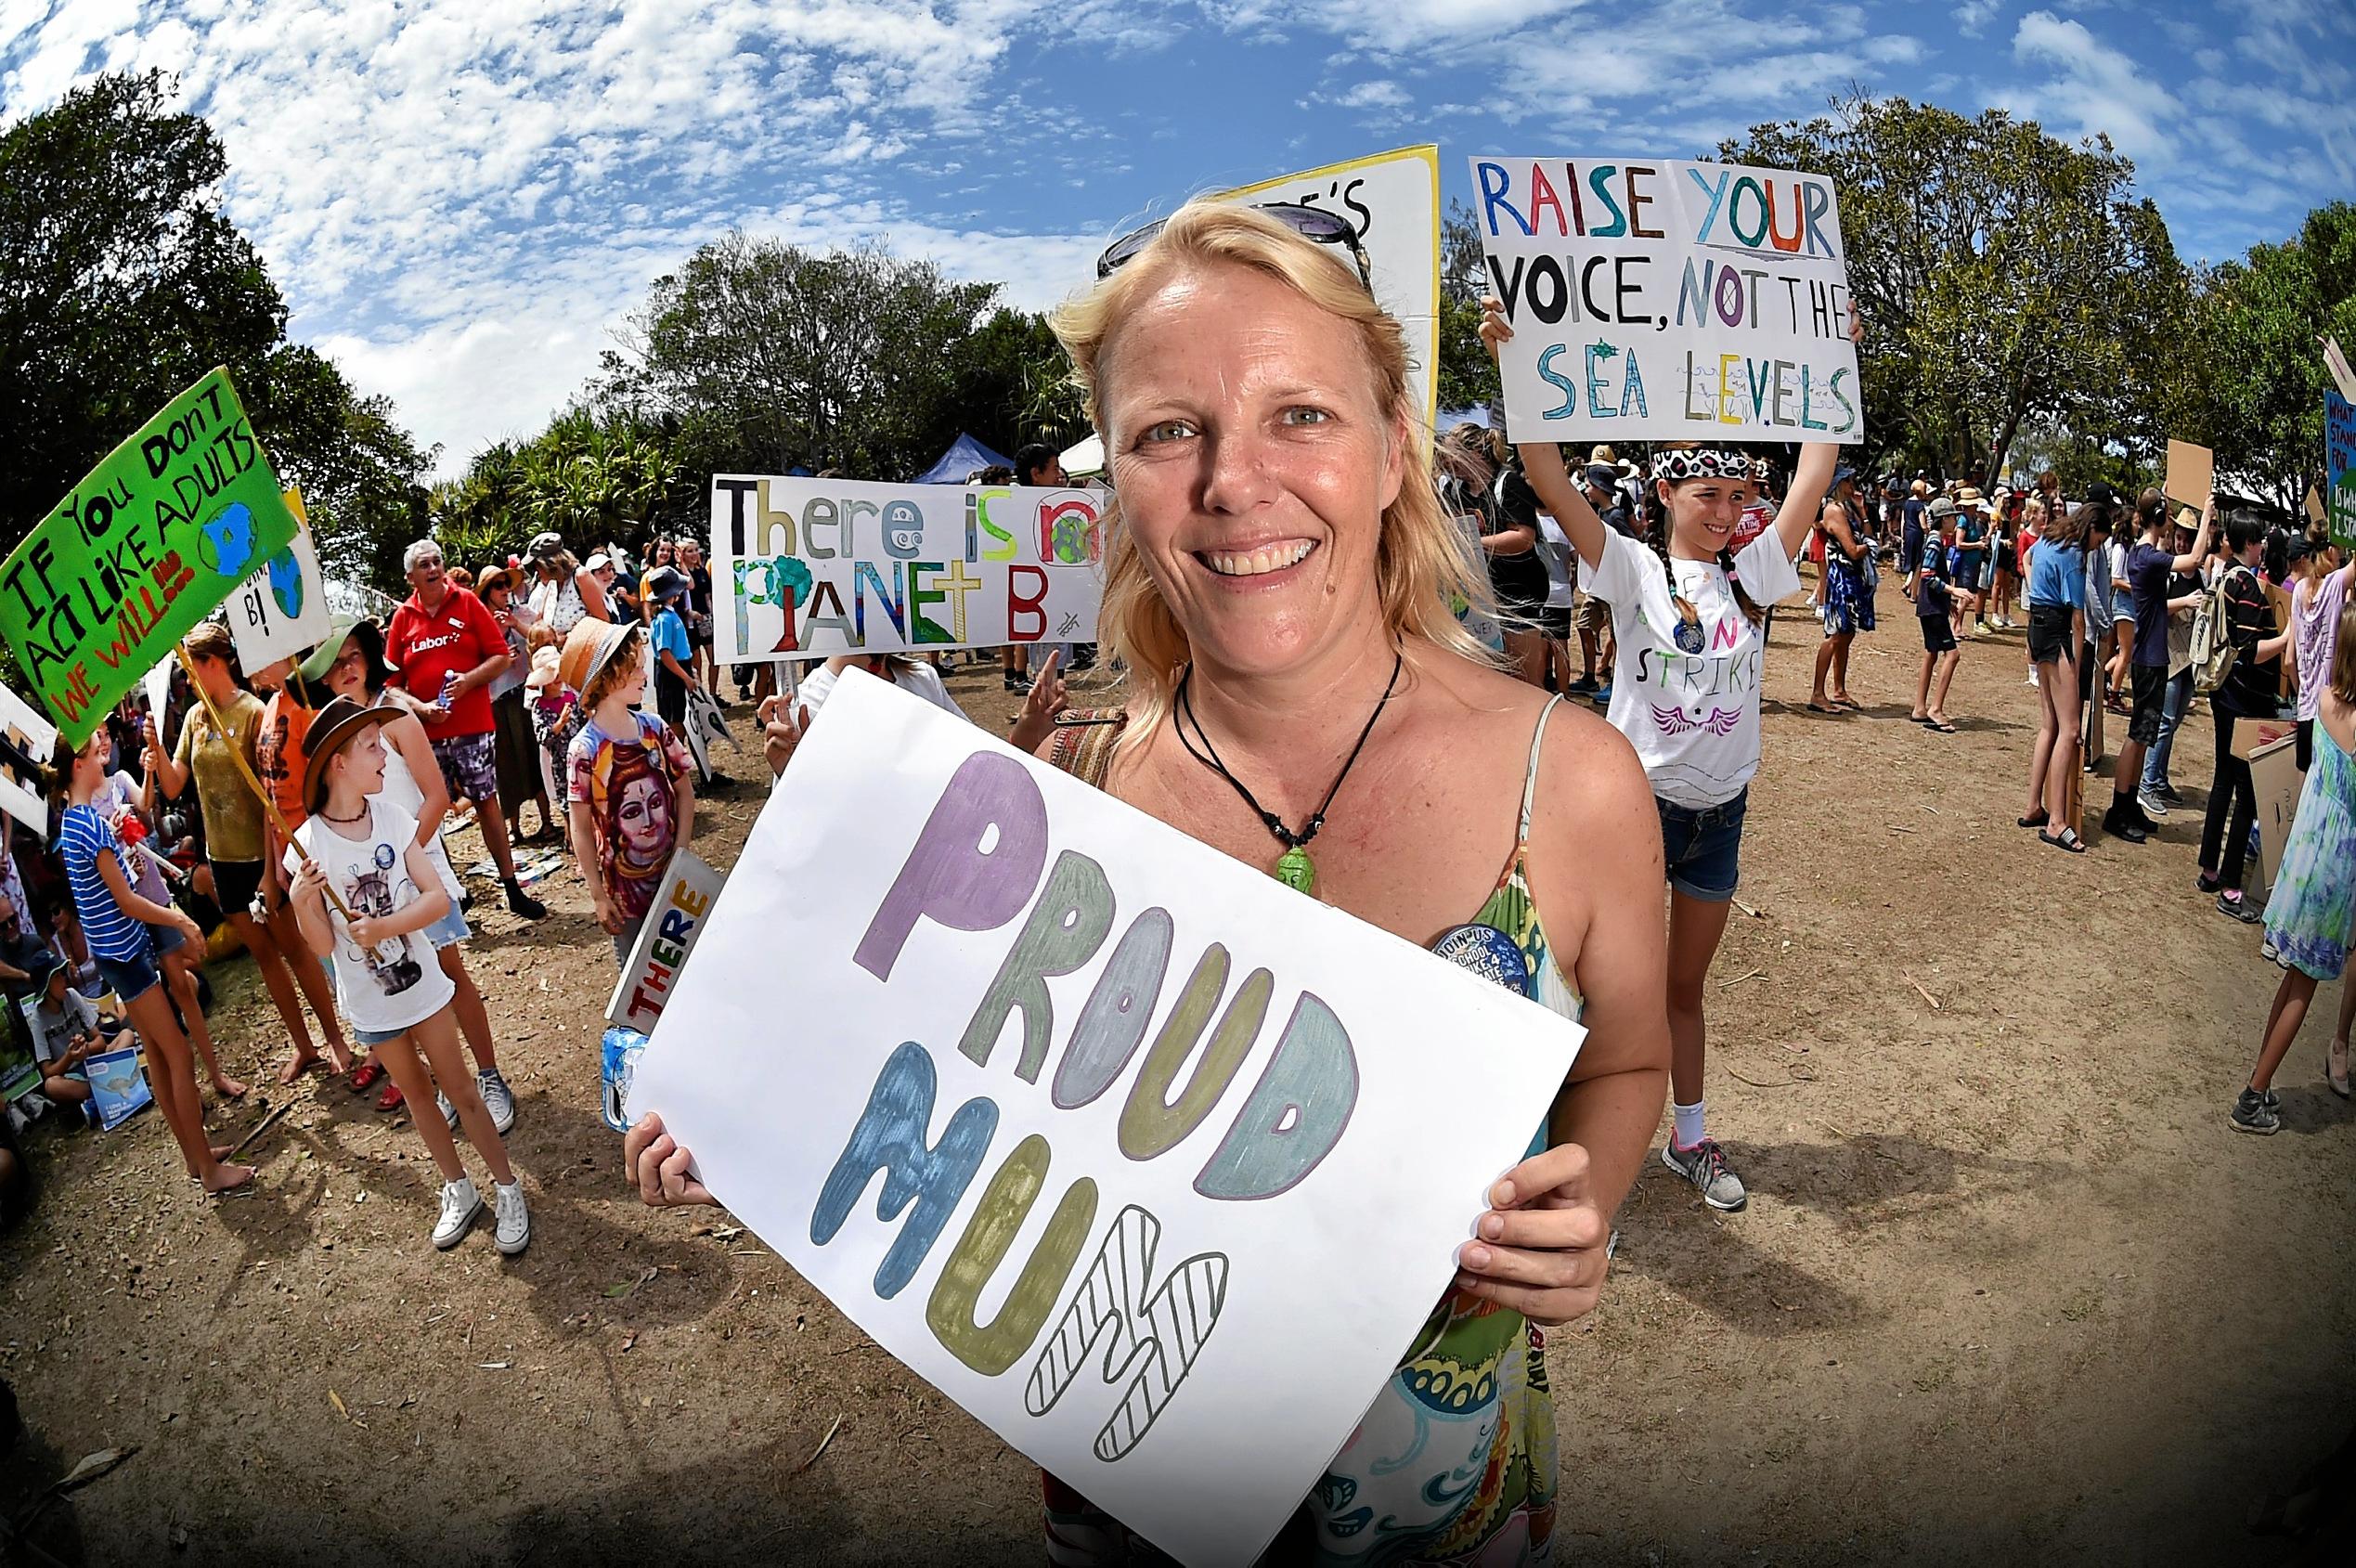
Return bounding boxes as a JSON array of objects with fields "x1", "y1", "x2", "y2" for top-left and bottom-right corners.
[{"x1": 559, "y1": 617, "x2": 635, "y2": 697}]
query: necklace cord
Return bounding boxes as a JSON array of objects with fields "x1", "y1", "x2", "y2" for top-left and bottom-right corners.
[{"x1": 1174, "y1": 651, "x2": 1404, "y2": 850}]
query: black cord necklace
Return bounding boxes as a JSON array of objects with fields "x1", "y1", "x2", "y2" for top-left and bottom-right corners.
[{"x1": 1174, "y1": 651, "x2": 1404, "y2": 896}]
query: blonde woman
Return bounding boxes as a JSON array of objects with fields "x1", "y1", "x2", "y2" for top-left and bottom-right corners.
[{"x1": 630, "y1": 201, "x2": 1673, "y2": 1563}]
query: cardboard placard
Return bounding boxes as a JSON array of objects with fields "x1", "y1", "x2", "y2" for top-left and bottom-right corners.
[
  {"x1": 1223, "y1": 146, "x2": 1441, "y2": 427},
  {"x1": 2325, "y1": 391, "x2": 2354, "y2": 554},
  {"x1": 0, "y1": 369, "x2": 299, "y2": 743},
  {"x1": 709, "y1": 476, "x2": 1104, "y2": 665},
  {"x1": 2163, "y1": 439, "x2": 2213, "y2": 512},
  {"x1": 627, "y1": 672, "x2": 1582, "y2": 1566},
  {"x1": 227, "y1": 495, "x2": 332, "y2": 670},
  {"x1": 0, "y1": 683, "x2": 60, "y2": 836},
  {"x1": 1469, "y1": 156, "x2": 1860, "y2": 442},
  {"x1": 2246, "y1": 732, "x2": 2301, "y2": 902},
  {"x1": 2229, "y1": 716, "x2": 2298, "y2": 761},
  {"x1": 2324, "y1": 335, "x2": 2356, "y2": 405},
  {"x1": 604, "y1": 849, "x2": 726, "y2": 1031},
  {"x1": 84, "y1": 1043, "x2": 154, "y2": 1131},
  {"x1": 2, "y1": 998, "x2": 40, "y2": 1104}
]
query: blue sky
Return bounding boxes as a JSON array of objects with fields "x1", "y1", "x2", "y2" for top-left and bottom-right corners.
[{"x1": 4, "y1": 1, "x2": 2350, "y2": 477}]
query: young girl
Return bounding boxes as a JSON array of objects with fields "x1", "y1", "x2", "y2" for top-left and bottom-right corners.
[
  {"x1": 2233, "y1": 597, "x2": 2356, "y2": 1127},
  {"x1": 2198, "y1": 514, "x2": 2291, "y2": 920},
  {"x1": 288, "y1": 698, "x2": 528, "y2": 1252},
  {"x1": 2021, "y1": 492, "x2": 2095, "y2": 850},
  {"x1": 562, "y1": 621, "x2": 693, "y2": 962},
  {"x1": 1911, "y1": 502, "x2": 1963, "y2": 731},
  {"x1": 306, "y1": 616, "x2": 517, "y2": 1134},
  {"x1": 1486, "y1": 297, "x2": 1855, "y2": 1212},
  {"x1": 50, "y1": 731, "x2": 253, "y2": 1194},
  {"x1": 2287, "y1": 537, "x2": 2352, "y2": 774}
]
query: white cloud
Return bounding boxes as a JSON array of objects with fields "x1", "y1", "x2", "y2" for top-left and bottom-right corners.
[
  {"x1": 2011, "y1": 8, "x2": 2174, "y2": 162},
  {"x1": 1954, "y1": 1, "x2": 2002, "y2": 37}
]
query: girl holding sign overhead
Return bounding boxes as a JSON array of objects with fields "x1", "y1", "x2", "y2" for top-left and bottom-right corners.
[
  {"x1": 1482, "y1": 296, "x2": 1862, "y2": 1214},
  {"x1": 634, "y1": 201, "x2": 1673, "y2": 1565}
]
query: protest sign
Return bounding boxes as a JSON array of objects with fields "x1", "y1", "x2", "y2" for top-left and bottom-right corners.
[
  {"x1": 227, "y1": 491, "x2": 331, "y2": 670},
  {"x1": 0, "y1": 683, "x2": 60, "y2": 836},
  {"x1": 709, "y1": 475, "x2": 1103, "y2": 665},
  {"x1": 1223, "y1": 146, "x2": 1441, "y2": 426},
  {"x1": 628, "y1": 672, "x2": 1582, "y2": 1566},
  {"x1": 605, "y1": 849, "x2": 726, "y2": 1031},
  {"x1": 0, "y1": 369, "x2": 298, "y2": 743},
  {"x1": 2324, "y1": 335, "x2": 2356, "y2": 405},
  {"x1": 2164, "y1": 439, "x2": 2214, "y2": 512},
  {"x1": 84, "y1": 1043, "x2": 155, "y2": 1131},
  {"x1": 2326, "y1": 391, "x2": 2354, "y2": 553},
  {"x1": 1469, "y1": 156, "x2": 1860, "y2": 442},
  {"x1": 2, "y1": 1000, "x2": 39, "y2": 1104}
]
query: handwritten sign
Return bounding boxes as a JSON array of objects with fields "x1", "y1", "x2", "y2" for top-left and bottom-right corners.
[
  {"x1": 605, "y1": 849, "x2": 726, "y2": 1030},
  {"x1": 1470, "y1": 156, "x2": 1860, "y2": 443},
  {"x1": 0, "y1": 684, "x2": 59, "y2": 836},
  {"x1": 627, "y1": 672, "x2": 1581, "y2": 1566},
  {"x1": 2164, "y1": 439, "x2": 2214, "y2": 512},
  {"x1": 2327, "y1": 391, "x2": 2354, "y2": 553},
  {"x1": 227, "y1": 492, "x2": 331, "y2": 670},
  {"x1": 0, "y1": 369, "x2": 298, "y2": 743},
  {"x1": 709, "y1": 475, "x2": 1104, "y2": 664},
  {"x1": 1224, "y1": 146, "x2": 1440, "y2": 426}
]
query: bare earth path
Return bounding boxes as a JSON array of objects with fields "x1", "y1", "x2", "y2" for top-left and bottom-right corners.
[{"x1": 3, "y1": 579, "x2": 2350, "y2": 1565}]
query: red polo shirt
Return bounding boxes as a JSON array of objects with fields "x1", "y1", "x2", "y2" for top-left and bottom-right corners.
[{"x1": 384, "y1": 585, "x2": 505, "y2": 739}]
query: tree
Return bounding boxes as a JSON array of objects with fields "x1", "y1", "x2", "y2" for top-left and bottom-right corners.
[
  {"x1": 1436, "y1": 201, "x2": 1503, "y2": 418},
  {"x1": 1722, "y1": 93, "x2": 2189, "y2": 486},
  {"x1": 2172, "y1": 202, "x2": 2356, "y2": 513},
  {"x1": 0, "y1": 71, "x2": 432, "y2": 597}
]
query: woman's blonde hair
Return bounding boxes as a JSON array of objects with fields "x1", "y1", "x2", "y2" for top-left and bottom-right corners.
[{"x1": 1049, "y1": 201, "x2": 1492, "y2": 740}]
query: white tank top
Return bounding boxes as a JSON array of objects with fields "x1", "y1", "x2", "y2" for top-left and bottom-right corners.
[{"x1": 376, "y1": 723, "x2": 464, "y2": 901}]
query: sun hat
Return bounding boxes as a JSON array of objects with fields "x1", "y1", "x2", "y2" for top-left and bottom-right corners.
[
  {"x1": 1582, "y1": 463, "x2": 1619, "y2": 491},
  {"x1": 1589, "y1": 444, "x2": 1619, "y2": 465},
  {"x1": 523, "y1": 643, "x2": 565, "y2": 692},
  {"x1": 300, "y1": 696, "x2": 403, "y2": 815},
  {"x1": 528, "y1": 531, "x2": 565, "y2": 561},
  {"x1": 1929, "y1": 496, "x2": 1959, "y2": 520},
  {"x1": 643, "y1": 565, "x2": 688, "y2": 603},
  {"x1": 476, "y1": 564, "x2": 521, "y2": 600},
  {"x1": 296, "y1": 614, "x2": 388, "y2": 687},
  {"x1": 559, "y1": 617, "x2": 636, "y2": 698}
]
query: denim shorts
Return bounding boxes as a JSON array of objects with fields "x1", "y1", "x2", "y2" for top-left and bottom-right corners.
[
  {"x1": 96, "y1": 943, "x2": 162, "y2": 1005},
  {"x1": 1657, "y1": 788, "x2": 1749, "y2": 902},
  {"x1": 422, "y1": 900, "x2": 470, "y2": 949},
  {"x1": 354, "y1": 1019, "x2": 418, "y2": 1048}
]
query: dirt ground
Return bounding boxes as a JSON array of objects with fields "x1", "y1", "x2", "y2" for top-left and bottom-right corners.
[{"x1": 3, "y1": 578, "x2": 2350, "y2": 1567}]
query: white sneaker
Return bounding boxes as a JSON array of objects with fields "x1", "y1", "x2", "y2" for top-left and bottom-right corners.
[
  {"x1": 477, "y1": 1069, "x2": 517, "y2": 1134},
  {"x1": 433, "y1": 1177, "x2": 482, "y2": 1249},
  {"x1": 492, "y1": 1180, "x2": 530, "y2": 1255}
]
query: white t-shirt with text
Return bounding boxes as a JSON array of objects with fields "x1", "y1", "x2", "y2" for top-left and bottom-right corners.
[{"x1": 1583, "y1": 525, "x2": 1803, "y2": 809}]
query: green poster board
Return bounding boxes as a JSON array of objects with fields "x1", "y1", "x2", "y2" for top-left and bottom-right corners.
[{"x1": 0, "y1": 368, "x2": 298, "y2": 744}]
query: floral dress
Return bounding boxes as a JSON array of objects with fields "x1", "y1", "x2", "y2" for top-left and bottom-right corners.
[
  {"x1": 2264, "y1": 717, "x2": 2355, "y2": 981},
  {"x1": 1042, "y1": 699, "x2": 1576, "y2": 1567}
]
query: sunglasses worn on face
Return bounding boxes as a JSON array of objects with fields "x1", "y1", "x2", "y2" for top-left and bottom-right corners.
[{"x1": 1096, "y1": 201, "x2": 1373, "y2": 290}]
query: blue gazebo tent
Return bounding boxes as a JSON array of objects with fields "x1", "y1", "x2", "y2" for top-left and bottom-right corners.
[{"x1": 913, "y1": 433, "x2": 1014, "y2": 486}]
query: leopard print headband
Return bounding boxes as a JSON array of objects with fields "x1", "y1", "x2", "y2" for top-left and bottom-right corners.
[{"x1": 1651, "y1": 448, "x2": 1752, "y2": 483}]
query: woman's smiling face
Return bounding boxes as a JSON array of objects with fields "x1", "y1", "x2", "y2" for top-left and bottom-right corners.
[{"x1": 1101, "y1": 260, "x2": 1405, "y2": 679}]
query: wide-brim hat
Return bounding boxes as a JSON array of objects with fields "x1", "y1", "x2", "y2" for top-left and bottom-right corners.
[
  {"x1": 297, "y1": 614, "x2": 388, "y2": 687},
  {"x1": 523, "y1": 643, "x2": 565, "y2": 691},
  {"x1": 476, "y1": 564, "x2": 521, "y2": 600},
  {"x1": 643, "y1": 564, "x2": 688, "y2": 603},
  {"x1": 300, "y1": 696, "x2": 402, "y2": 815},
  {"x1": 559, "y1": 617, "x2": 636, "y2": 696},
  {"x1": 1928, "y1": 497, "x2": 1959, "y2": 519},
  {"x1": 2176, "y1": 505, "x2": 2201, "y2": 531}
]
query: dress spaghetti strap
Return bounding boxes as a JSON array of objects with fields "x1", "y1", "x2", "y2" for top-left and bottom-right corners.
[{"x1": 1518, "y1": 694, "x2": 1566, "y2": 848}]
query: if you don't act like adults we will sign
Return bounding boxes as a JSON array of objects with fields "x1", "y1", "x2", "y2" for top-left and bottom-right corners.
[
  {"x1": 1472, "y1": 157, "x2": 1862, "y2": 443},
  {"x1": 627, "y1": 672, "x2": 1584, "y2": 1566}
]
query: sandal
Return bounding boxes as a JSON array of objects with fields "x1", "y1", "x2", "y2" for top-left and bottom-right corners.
[
  {"x1": 2328, "y1": 1041, "x2": 2351, "y2": 1100},
  {"x1": 1923, "y1": 719, "x2": 1959, "y2": 733},
  {"x1": 1806, "y1": 702, "x2": 1839, "y2": 714},
  {"x1": 2039, "y1": 827, "x2": 2086, "y2": 854},
  {"x1": 348, "y1": 1056, "x2": 384, "y2": 1094},
  {"x1": 2018, "y1": 810, "x2": 2050, "y2": 828},
  {"x1": 376, "y1": 1081, "x2": 407, "y2": 1113}
]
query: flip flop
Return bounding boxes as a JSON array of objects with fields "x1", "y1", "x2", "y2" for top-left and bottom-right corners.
[
  {"x1": 1924, "y1": 720, "x2": 1959, "y2": 733},
  {"x1": 1806, "y1": 703, "x2": 1839, "y2": 714},
  {"x1": 2018, "y1": 810, "x2": 2051, "y2": 828},
  {"x1": 2039, "y1": 828, "x2": 2086, "y2": 854}
]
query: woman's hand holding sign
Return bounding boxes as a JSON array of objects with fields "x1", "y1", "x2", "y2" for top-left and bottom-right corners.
[
  {"x1": 1454, "y1": 1142, "x2": 1612, "y2": 1327},
  {"x1": 757, "y1": 694, "x2": 811, "y2": 779}
]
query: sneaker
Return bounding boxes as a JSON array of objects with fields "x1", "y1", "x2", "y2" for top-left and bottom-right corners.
[
  {"x1": 504, "y1": 879, "x2": 548, "y2": 920},
  {"x1": 476, "y1": 1069, "x2": 516, "y2": 1134},
  {"x1": 2137, "y1": 789, "x2": 2170, "y2": 819},
  {"x1": 2230, "y1": 1088, "x2": 2279, "y2": 1135},
  {"x1": 1567, "y1": 675, "x2": 1599, "y2": 693},
  {"x1": 436, "y1": 1090, "x2": 458, "y2": 1130},
  {"x1": 1661, "y1": 1137, "x2": 1748, "y2": 1212},
  {"x1": 1975, "y1": 619, "x2": 1995, "y2": 636},
  {"x1": 1592, "y1": 683, "x2": 1613, "y2": 705},
  {"x1": 492, "y1": 1180, "x2": 530, "y2": 1255},
  {"x1": 433, "y1": 1177, "x2": 484, "y2": 1248},
  {"x1": 2260, "y1": 937, "x2": 2280, "y2": 965},
  {"x1": 2217, "y1": 891, "x2": 2264, "y2": 924},
  {"x1": 2155, "y1": 784, "x2": 2185, "y2": 808}
]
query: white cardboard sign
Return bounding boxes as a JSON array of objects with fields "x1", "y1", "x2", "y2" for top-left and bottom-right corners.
[
  {"x1": 604, "y1": 849, "x2": 726, "y2": 1031},
  {"x1": 709, "y1": 475, "x2": 1104, "y2": 665},
  {"x1": 227, "y1": 521, "x2": 331, "y2": 669},
  {"x1": 628, "y1": 671, "x2": 1582, "y2": 1566},
  {"x1": 1470, "y1": 155, "x2": 1861, "y2": 443},
  {"x1": 0, "y1": 683, "x2": 59, "y2": 836}
]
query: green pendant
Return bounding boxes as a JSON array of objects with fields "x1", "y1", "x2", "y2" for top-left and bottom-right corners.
[{"x1": 1274, "y1": 845, "x2": 1315, "y2": 895}]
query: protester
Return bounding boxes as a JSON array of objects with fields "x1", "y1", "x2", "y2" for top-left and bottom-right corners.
[
  {"x1": 1911, "y1": 505, "x2": 1963, "y2": 732},
  {"x1": 306, "y1": 616, "x2": 517, "y2": 1133},
  {"x1": 999, "y1": 445, "x2": 1068, "y2": 692},
  {"x1": 1482, "y1": 433, "x2": 1556, "y2": 688},
  {"x1": 2140, "y1": 509, "x2": 2207, "y2": 805},
  {"x1": 2021, "y1": 490, "x2": 2094, "y2": 850},
  {"x1": 2198, "y1": 514, "x2": 2291, "y2": 921},
  {"x1": 524, "y1": 641, "x2": 583, "y2": 826},
  {"x1": 1987, "y1": 489, "x2": 2022, "y2": 628},
  {"x1": 2287, "y1": 535, "x2": 2353, "y2": 773},
  {"x1": 48, "y1": 731, "x2": 252, "y2": 1194},
  {"x1": 476, "y1": 565, "x2": 554, "y2": 844},
  {"x1": 2231, "y1": 597, "x2": 2356, "y2": 1129},
  {"x1": 525, "y1": 532, "x2": 610, "y2": 636},
  {"x1": 287, "y1": 699, "x2": 527, "y2": 1251},
  {"x1": 2076, "y1": 506, "x2": 2141, "y2": 842},
  {"x1": 2103, "y1": 510, "x2": 2137, "y2": 709},
  {"x1": 27, "y1": 956, "x2": 102, "y2": 1117},
  {"x1": 383, "y1": 540, "x2": 547, "y2": 920},
  {"x1": 562, "y1": 620, "x2": 693, "y2": 962},
  {"x1": 642, "y1": 566, "x2": 698, "y2": 729},
  {"x1": 640, "y1": 201, "x2": 1672, "y2": 1562},
  {"x1": 678, "y1": 538, "x2": 718, "y2": 693},
  {"x1": 2121, "y1": 495, "x2": 2217, "y2": 824},
  {"x1": 1955, "y1": 487, "x2": 1991, "y2": 636},
  {"x1": 1809, "y1": 476, "x2": 1874, "y2": 713},
  {"x1": 1485, "y1": 291, "x2": 1858, "y2": 1214}
]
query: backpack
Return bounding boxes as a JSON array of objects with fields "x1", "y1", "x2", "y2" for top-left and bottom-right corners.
[{"x1": 2190, "y1": 565, "x2": 2250, "y2": 696}]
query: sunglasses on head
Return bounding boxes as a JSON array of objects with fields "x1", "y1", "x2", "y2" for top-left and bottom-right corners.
[{"x1": 1095, "y1": 201, "x2": 1373, "y2": 290}]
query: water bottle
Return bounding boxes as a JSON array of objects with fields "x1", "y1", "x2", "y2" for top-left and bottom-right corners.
[
  {"x1": 435, "y1": 669, "x2": 460, "y2": 711},
  {"x1": 601, "y1": 1026, "x2": 648, "y2": 1134}
]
